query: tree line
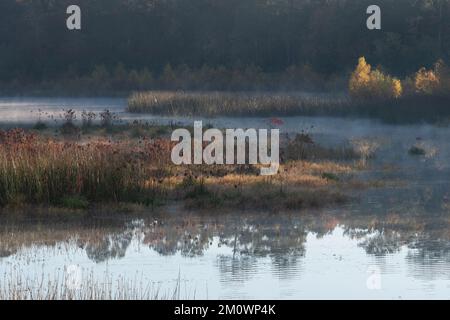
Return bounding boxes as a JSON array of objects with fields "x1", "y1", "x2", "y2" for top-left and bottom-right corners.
[{"x1": 0, "y1": 0, "x2": 449, "y2": 93}]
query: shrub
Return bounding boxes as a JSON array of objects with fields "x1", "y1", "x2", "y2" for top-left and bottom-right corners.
[
  {"x1": 411, "y1": 60, "x2": 450, "y2": 96},
  {"x1": 81, "y1": 110, "x2": 97, "y2": 129},
  {"x1": 349, "y1": 57, "x2": 371, "y2": 98},
  {"x1": 99, "y1": 109, "x2": 118, "y2": 128},
  {"x1": 392, "y1": 79, "x2": 403, "y2": 98},
  {"x1": 60, "y1": 109, "x2": 79, "y2": 135},
  {"x1": 414, "y1": 67, "x2": 440, "y2": 95},
  {"x1": 430, "y1": 60, "x2": 450, "y2": 95},
  {"x1": 349, "y1": 57, "x2": 402, "y2": 100}
]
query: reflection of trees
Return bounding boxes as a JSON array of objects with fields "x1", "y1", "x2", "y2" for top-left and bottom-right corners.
[
  {"x1": 143, "y1": 221, "x2": 212, "y2": 257},
  {"x1": 358, "y1": 231, "x2": 403, "y2": 255},
  {"x1": 0, "y1": 220, "x2": 125, "y2": 261},
  {"x1": 142, "y1": 216, "x2": 308, "y2": 264},
  {"x1": 3, "y1": 212, "x2": 450, "y2": 283},
  {"x1": 405, "y1": 236, "x2": 450, "y2": 281},
  {"x1": 219, "y1": 222, "x2": 307, "y2": 257},
  {"x1": 217, "y1": 221, "x2": 307, "y2": 280},
  {"x1": 216, "y1": 255, "x2": 259, "y2": 283},
  {"x1": 340, "y1": 213, "x2": 450, "y2": 269},
  {"x1": 0, "y1": 248, "x2": 17, "y2": 258},
  {"x1": 84, "y1": 232, "x2": 133, "y2": 263}
]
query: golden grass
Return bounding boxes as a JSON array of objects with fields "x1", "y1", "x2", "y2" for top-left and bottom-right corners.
[{"x1": 0, "y1": 128, "x2": 368, "y2": 212}]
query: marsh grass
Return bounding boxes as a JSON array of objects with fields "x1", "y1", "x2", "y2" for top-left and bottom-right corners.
[
  {"x1": 0, "y1": 129, "x2": 171, "y2": 207},
  {"x1": 128, "y1": 91, "x2": 350, "y2": 117},
  {"x1": 127, "y1": 91, "x2": 450, "y2": 123},
  {"x1": 283, "y1": 133, "x2": 359, "y2": 161},
  {"x1": 0, "y1": 127, "x2": 368, "y2": 211},
  {"x1": 180, "y1": 159, "x2": 354, "y2": 210}
]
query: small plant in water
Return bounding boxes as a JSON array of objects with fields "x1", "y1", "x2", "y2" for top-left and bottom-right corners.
[
  {"x1": 351, "y1": 138, "x2": 380, "y2": 167},
  {"x1": 99, "y1": 109, "x2": 118, "y2": 129},
  {"x1": 32, "y1": 109, "x2": 48, "y2": 130},
  {"x1": 81, "y1": 110, "x2": 97, "y2": 129},
  {"x1": 60, "y1": 109, "x2": 79, "y2": 135}
]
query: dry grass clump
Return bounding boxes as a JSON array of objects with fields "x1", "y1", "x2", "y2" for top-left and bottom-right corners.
[
  {"x1": 172, "y1": 159, "x2": 353, "y2": 211},
  {"x1": 127, "y1": 91, "x2": 350, "y2": 117},
  {"x1": 283, "y1": 133, "x2": 359, "y2": 161},
  {"x1": 180, "y1": 176, "x2": 348, "y2": 211}
]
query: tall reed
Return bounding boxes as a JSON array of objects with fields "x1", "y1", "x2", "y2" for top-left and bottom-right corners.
[
  {"x1": 127, "y1": 91, "x2": 351, "y2": 117},
  {"x1": 0, "y1": 129, "x2": 171, "y2": 206},
  {"x1": 127, "y1": 91, "x2": 450, "y2": 123}
]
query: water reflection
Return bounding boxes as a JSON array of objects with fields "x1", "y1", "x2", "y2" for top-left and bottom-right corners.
[
  {"x1": 1, "y1": 97, "x2": 450, "y2": 298},
  {"x1": 1, "y1": 211, "x2": 450, "y2": 298}
]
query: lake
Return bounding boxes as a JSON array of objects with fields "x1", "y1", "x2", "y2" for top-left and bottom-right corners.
[{"x1": 0, "y1": 97, "x2": 450, "y2": 299}]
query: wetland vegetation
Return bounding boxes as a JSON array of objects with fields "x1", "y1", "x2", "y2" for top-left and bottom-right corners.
[
  {"x1": 127, "y1": 58, "x2": 450, "y2": 123},
  {"x1": 1, "y1": 0, "x2": 450, "y2": 300},
  {"x1": 0, "y1": 114, "x2": 370, "y2": 213}
]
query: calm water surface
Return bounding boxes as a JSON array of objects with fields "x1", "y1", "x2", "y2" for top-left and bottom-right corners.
[
  {"x1": 1, "y1": 211, "x2": 450, "y2": 299},
  {"x1": 0, "y1": 97, "x2": 450, "y2": 299}
]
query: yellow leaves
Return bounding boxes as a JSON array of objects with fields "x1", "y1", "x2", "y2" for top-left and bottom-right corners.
[
  {"x1": 349, "y1": 57, "x2": 371, "y2": 95},
  {"x1": 411, "y1": 60, "x2": 450, "y2": 95},
  {"x1": 392, "y1": 79, "x2": 403, "y2": 98},
  {"x1": 355, "y1": 57, "x2": 371, "y2": 83},
  {"x1": 414, "y1": 67, "x2": 440, "y2": 95},
  {"x1": 350, "y1": 57, "x2": 449, "y2": 98},
  {"x1": 349, "y1": 57, "x2": 403, "y2": 100}
]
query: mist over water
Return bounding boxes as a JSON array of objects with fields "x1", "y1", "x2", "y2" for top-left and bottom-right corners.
[{"x1": 1, "y1": 97, "x2": 450, "y2": 299}]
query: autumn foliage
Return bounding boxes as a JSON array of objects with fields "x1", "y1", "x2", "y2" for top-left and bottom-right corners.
[
  {"x1": 350, "y1": 57, "x2": 450, "y2": 100},
  {"x1": 349, "y1": 57, "x2": 402, "y2": 100},
  {"x1": 412, "y1": 60, "x2": 450, "y2": 95}
]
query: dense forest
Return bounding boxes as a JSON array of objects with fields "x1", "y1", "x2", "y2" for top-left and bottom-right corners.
[{"x1": 0, "y1": 0, "x2": 449, "y2": 93}]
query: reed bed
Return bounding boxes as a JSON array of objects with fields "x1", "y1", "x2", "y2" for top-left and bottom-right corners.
[
  {"x1": 0, "y1": 128, "x2": 365, "y2": 210},
  {"x1": 127, "y1": 91, "x2": 351, "y2": 117},
  {"x1": 127, "y1": 91, "x2": 450, "y2": 123},
  {"x1": 0, "y1": 129, "x2": 171, "y2": 207}
]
